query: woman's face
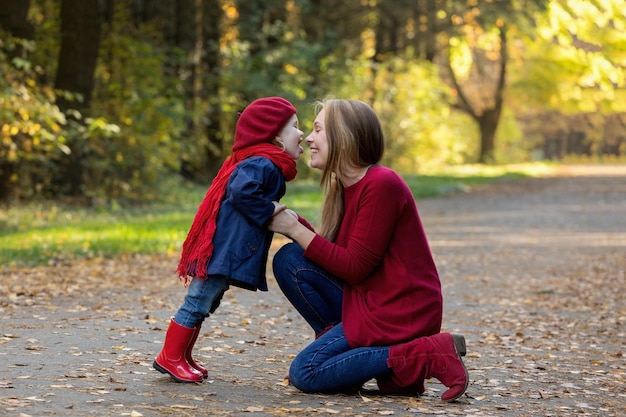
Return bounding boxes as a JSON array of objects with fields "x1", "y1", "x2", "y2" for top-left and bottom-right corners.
[
  {"x1": 278, "y1": 114, "x2": 304, "y2": 159},
  {"x1": 306, "y1": 109, "x2": 329, "y2": 170}
]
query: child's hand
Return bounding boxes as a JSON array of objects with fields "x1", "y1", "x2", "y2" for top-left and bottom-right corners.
[{"x1": 272, "y1": 201, "x2": 287, "y2": 215}]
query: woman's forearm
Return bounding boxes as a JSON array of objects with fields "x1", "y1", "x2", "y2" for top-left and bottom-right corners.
[{"x1": 288, "y1": 222, "x2": 316, "y2": 250}]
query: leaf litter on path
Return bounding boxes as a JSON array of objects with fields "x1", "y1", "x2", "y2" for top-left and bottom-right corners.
[{"x1": 1, "y1": 165, "x2": 625, "y2": 416}]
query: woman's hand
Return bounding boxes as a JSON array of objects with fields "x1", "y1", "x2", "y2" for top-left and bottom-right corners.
[
  {"x1": 268, "y1": 209, "x2": 299, "y2": 235},
  {"x1": 272, "y1": 201, "x2": 287, "y2": 215},
  {"x1": 269, "y1": 208, "x2": 316, "y2": 250}
]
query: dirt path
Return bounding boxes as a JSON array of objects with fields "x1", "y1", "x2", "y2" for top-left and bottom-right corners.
[{"x1": 1, "y1": 165, "x2": 625, "y2": 417}]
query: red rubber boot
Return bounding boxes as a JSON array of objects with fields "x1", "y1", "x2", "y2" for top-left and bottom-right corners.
[
  {"x1": 186, "y1": 326, "x2": 208, "y2": 379},
  {"x1": 153, "y1": 319, "x2": 204, "y2": 383},
  {"x1": 386, "y1": 333, "x2": 469, "y2": 402}
]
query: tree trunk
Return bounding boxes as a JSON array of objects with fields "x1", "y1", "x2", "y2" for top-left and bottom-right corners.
[
  {"x1": 55, "y1": 0, "x2": 101, "y2": 111},
  {"x1": 477, "y1": 26, "x2": 506, "y2": 163},
  {"x1": 200, "y1": 0, "x2": 224, "y2": 179},
  {"x1": 0, "y1": 0, "x2": 34, "y2": 40},
  {"x1": 477, "y1": 108, "x2": 501, "y2": 163},
  {"x1": 414, "y1": 0, "x2": 437, "y2": 62},
  {"x1": 445, "y1": 25, "x2": 507, "y2": 164},
  {"x1": 0, "y1": 0, "x2": 34, "y2": 201},
  {"x1": 173, "y1": 0, "x2": 224, "y2": 182},
  {"x1": 54, "y1": 0, "x2": 102, "y2": 196}
]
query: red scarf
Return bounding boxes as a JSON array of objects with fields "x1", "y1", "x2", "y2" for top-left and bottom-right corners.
[{"x1": 177, "y1": 143, "x2": 297, "y2": 281}]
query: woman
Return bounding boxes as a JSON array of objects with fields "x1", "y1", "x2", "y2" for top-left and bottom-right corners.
[{"x1": 269, "y1": 99, "x2": 468, "y2": 402}]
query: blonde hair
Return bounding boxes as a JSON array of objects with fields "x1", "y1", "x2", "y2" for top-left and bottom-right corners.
[
  {"x1": 316, "y1": 99, "x2": 384, "y2": 240},
  {"x1": 273, "y1": 137, "x2": 286, "y2": 151}
]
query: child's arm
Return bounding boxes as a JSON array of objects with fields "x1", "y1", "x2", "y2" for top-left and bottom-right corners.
[{"x1": 227, "y1": 159, "x2": 283, "y2": 227}]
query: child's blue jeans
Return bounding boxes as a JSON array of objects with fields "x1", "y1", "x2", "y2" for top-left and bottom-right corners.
[{"x1": 174, "y1": 274, "x2": 230, "y2": 328}]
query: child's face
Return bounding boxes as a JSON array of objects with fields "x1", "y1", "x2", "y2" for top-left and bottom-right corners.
[{"x1": 278, "y1": 114, "x2": 304, "y2": 159}]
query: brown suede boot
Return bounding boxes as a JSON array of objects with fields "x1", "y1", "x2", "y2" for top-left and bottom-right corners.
[
  {"x1": 386, "y1": 333, "x2": 469, "y2": 402},
  {"x1": 186, "y1": 326, "x2": 208, "y2": 379},
  {"x1": 153, "y1": 319, "x2": 204, "y2": 383}
]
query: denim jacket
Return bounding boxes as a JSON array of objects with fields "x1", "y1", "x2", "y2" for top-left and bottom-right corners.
[{"x1": 205, "y1": 156, "x2": 287, "y2": 291}]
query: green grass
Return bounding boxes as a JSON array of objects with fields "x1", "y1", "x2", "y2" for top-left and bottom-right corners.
[{"x1": 0, "y1": 163, "x2": 550, "y2": 267}]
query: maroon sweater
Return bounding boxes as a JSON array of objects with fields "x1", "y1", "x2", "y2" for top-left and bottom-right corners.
[{"x1": 304, "y1": 165, "x2": 442, "y2": 348}]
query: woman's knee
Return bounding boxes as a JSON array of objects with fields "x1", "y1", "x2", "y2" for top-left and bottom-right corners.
[
  {"x1": 272, "y1": 243, "x2": 303, "y2": 280},
  {"x1": 288, "y1": 354, "x2": 317, "y2": 393},
  {"x1": 273, "y1": 242, "x2": 303, "y2": 265}
]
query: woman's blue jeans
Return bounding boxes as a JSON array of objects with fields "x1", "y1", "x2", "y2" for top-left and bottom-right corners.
[
  {"x1": 272, "y1": 243, "x2": 393, "y2": 393},
  {"x1": 272, "y1": 243, "x2": 343, "y2": 334},
  {"x1": 174, "y1": 275, "x2": 230, "y2": 328}
]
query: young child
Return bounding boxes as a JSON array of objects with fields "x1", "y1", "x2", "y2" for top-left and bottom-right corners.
[{"x1": 153, "y1": 97, "x2": 304, "y2": 383}]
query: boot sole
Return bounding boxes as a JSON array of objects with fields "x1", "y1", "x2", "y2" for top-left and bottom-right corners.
[
  {"x1": 153, "y1": 360, "x2": 202, "y2": 383},
  {"x1": 444, "y1": 334, "x2": 469, "y2": 403},
  {"x1": 452, "y1": 333, "x2": 466, "y2": 357}
]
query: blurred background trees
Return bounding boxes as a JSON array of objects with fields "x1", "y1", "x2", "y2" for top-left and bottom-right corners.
[{"x1": 1, "y1": 0, "x2": 625, "y2": 205}]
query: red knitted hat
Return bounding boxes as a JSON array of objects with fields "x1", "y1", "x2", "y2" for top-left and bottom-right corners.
[{"x1": 232, "y1": 97, "x2": 297, "y2": 151}]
